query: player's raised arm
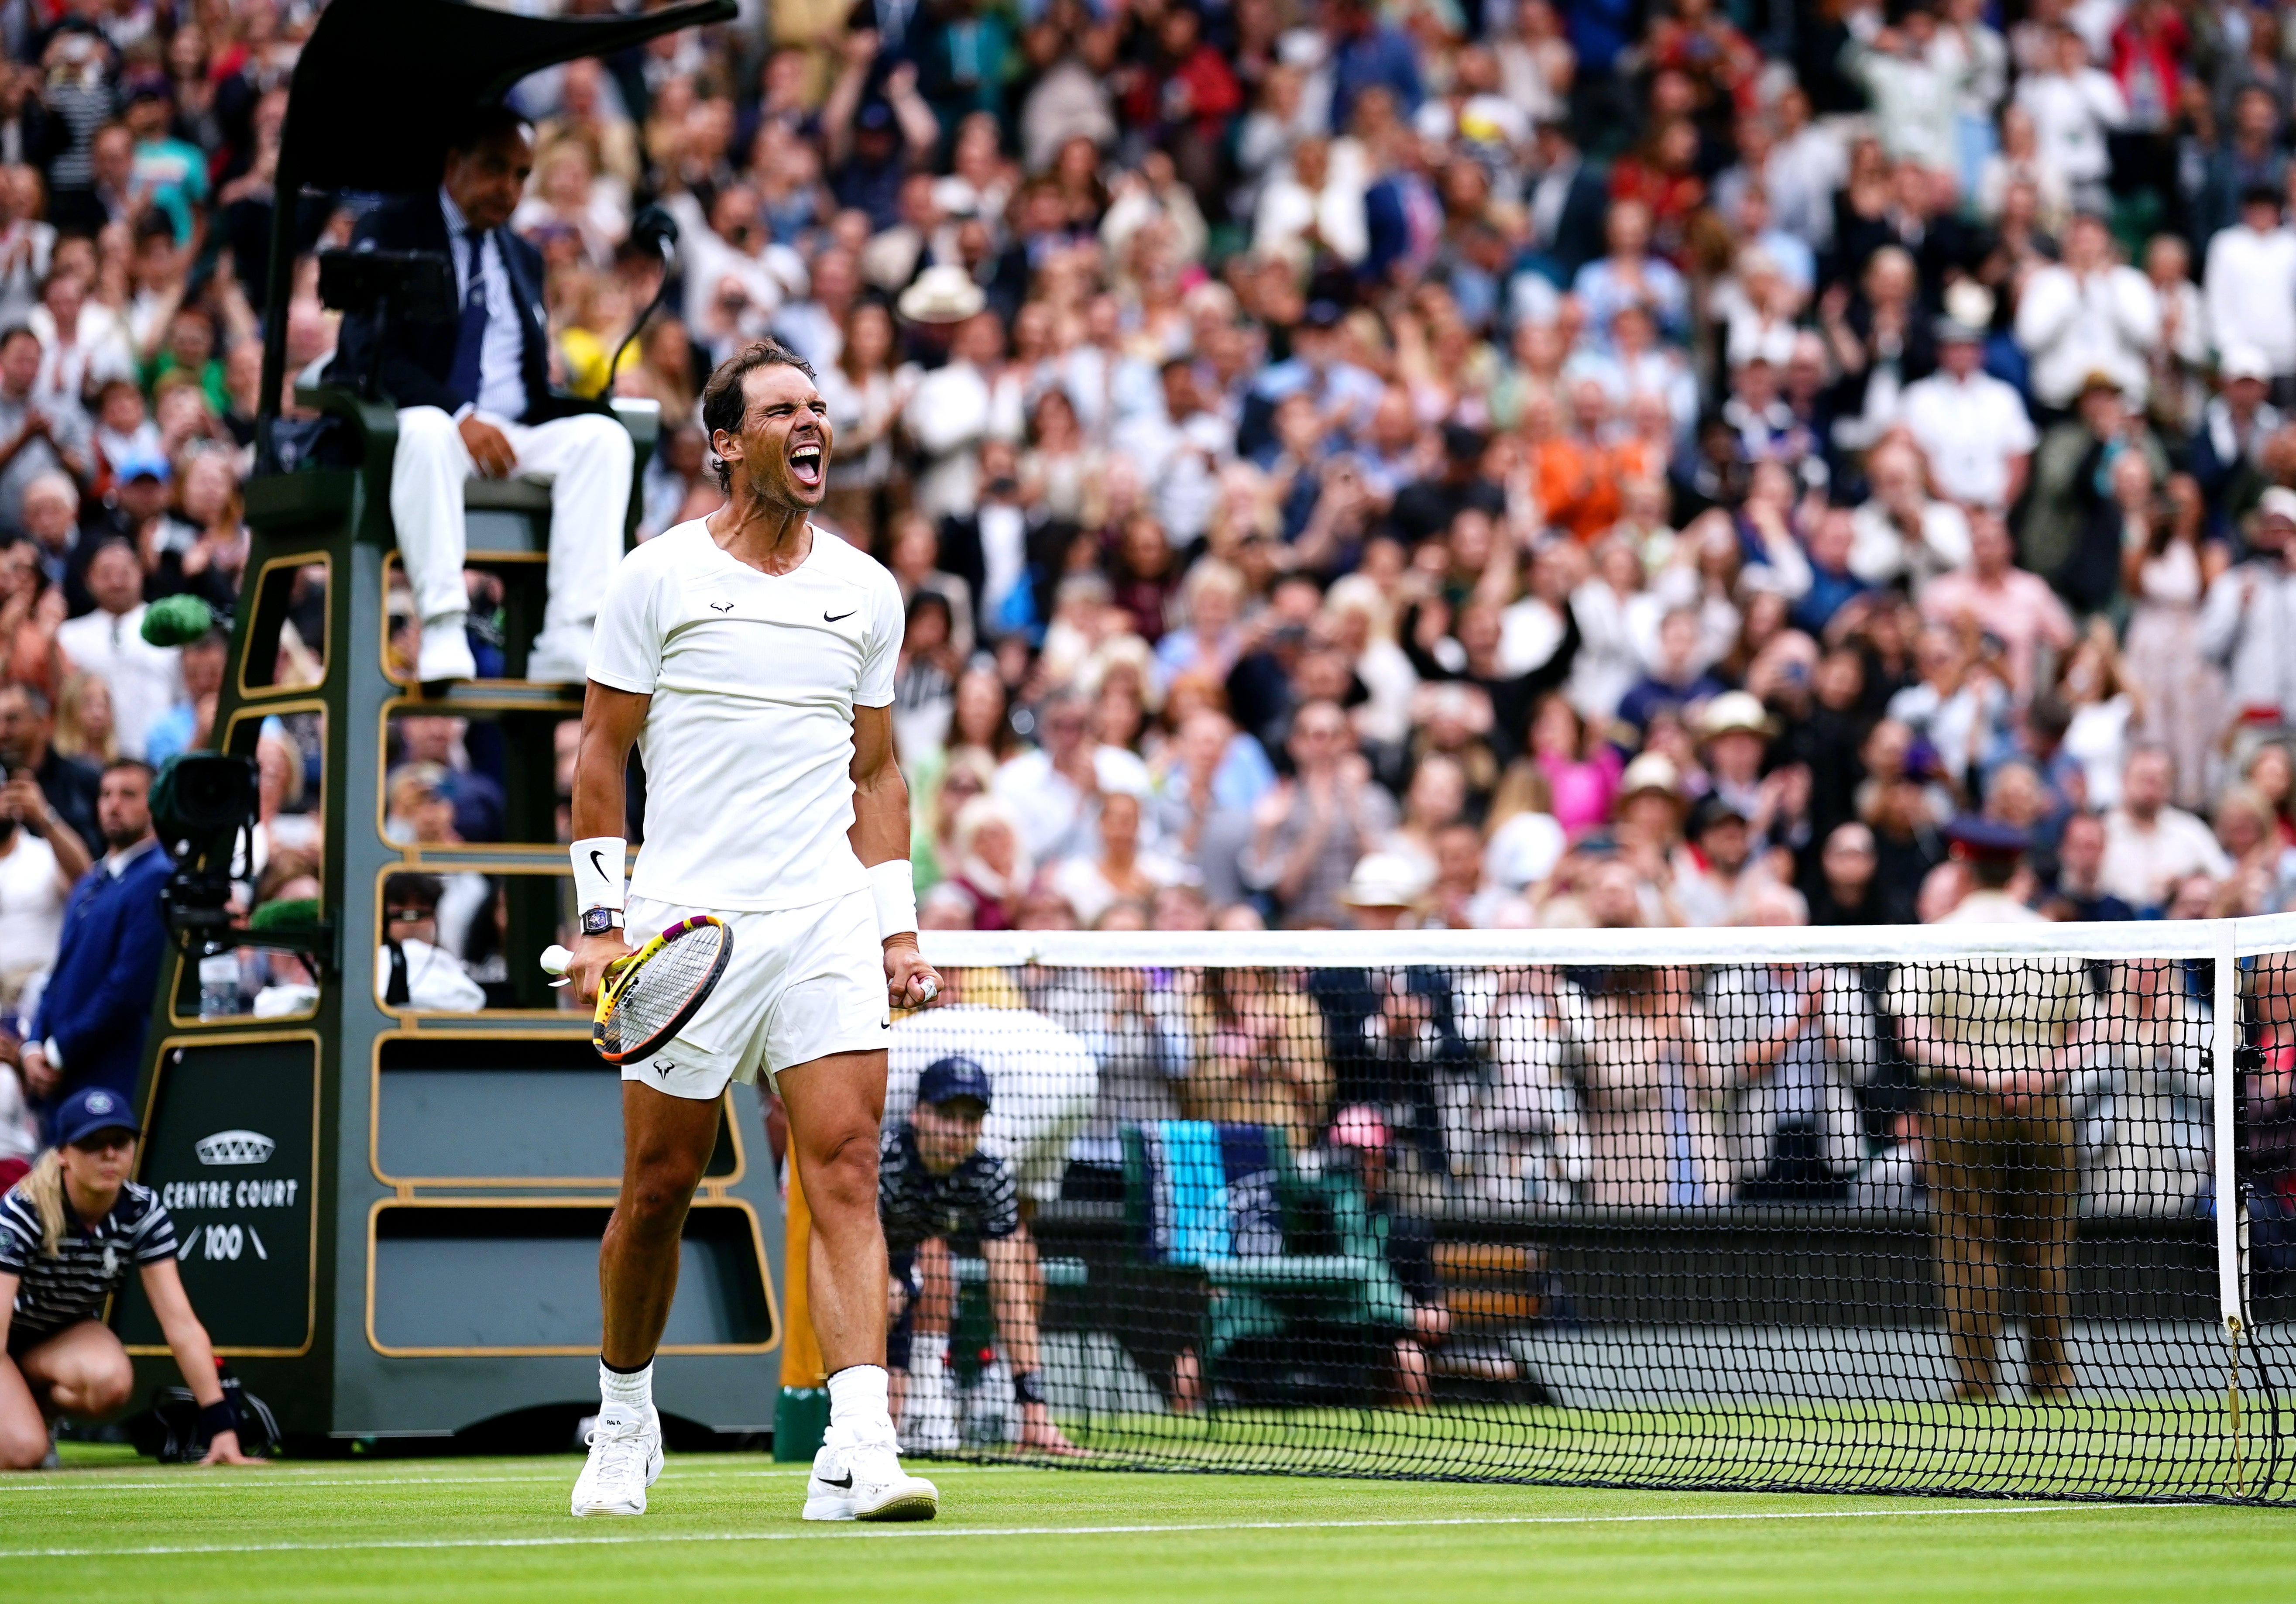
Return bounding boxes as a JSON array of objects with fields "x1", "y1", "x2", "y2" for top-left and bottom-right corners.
[
  {"x1": 566, "y1": 680, "x2": 651, "y2": 1002},
  {"x1": 850, "y1": 701, "x2": 939, "y2": 1009}
]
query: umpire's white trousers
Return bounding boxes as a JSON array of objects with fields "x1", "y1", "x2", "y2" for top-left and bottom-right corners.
[{"x1": 389, "y1": 405, "x2": 633, "y2": 657}]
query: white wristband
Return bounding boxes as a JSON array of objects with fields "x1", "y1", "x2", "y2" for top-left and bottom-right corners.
[
  {"x1": 571, "y1": 836, "x2": 627, "y2": 913},
  {"x1": 867, "y1": 859, "x2": 918, "y2": 940}
]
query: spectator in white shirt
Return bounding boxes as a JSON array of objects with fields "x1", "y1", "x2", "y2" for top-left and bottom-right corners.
[
  {"x1": 52, "y1": 541, "x2": 182, "y2": 762},
  {"x1": 1842, "y1": 5, "x2": 1964, "y2": 172},
  {"x1": 1901, "y1": 314, "x2": 2037, "y2": 510},
  {"x1": 902, "y1": 302, "x2": 1023, "y2": 523},
  {"x1": 2098, "y1": 745, "x2": 2232, "y2": 911},
  {"x1": 2204, "y1": 184, "x2": 2296, "y2": 385},
  {"x1": 2012, "y1": 26, "x2": 2125, "y2": 209},
  {"x1": 2197, "y1": 486, "x2": 2296, "y2": 730},
  {"x1": 1848, "y1": 437, "x2": 1973, "y2": 587},
  {"x1": 2013, "y1": 211, "x2": 2160, "y2": 410}
]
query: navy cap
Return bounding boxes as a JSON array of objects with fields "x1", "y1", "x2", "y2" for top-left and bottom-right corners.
[
  {"x1": 1945, "y1": 815, "x2": 2030, "y2": 860},
  {"x1": 53, "y1": 1085, "x2": 139, "y2": 1148},
  {"x1": 917, "y1": 1055, "x2": 992, "y2": 1110}
]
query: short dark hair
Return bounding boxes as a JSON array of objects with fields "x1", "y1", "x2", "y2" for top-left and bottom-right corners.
[
  {"x1": 700, "y1": 340, "x2": 818, "y2": 491},
  {"x1": 445, "y1": 102, "x2": 534, "y2": 157},
  {"x1": 100, "y1": 757, "x2": 154, "y2": 786},
  {"x1": 0, "y1": 325, "x2": 37, "y2": 355},
  {"x1": 383, "y1": 871, "x2": 444, "y2": 912}
]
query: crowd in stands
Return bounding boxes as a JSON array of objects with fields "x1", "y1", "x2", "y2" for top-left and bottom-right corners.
[{"x1": 0, "y1": 0, "x2": 2294, "y2": 1219}]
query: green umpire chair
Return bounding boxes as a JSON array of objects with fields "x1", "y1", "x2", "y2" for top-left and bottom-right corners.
[{"x1": 115, "y1": 0, "x2": 794, "y2": 1453}]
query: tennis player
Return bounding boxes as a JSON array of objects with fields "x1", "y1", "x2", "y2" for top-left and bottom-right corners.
[{"x1": 562, "y1": 339, "x2": 941, "y2": 1522}]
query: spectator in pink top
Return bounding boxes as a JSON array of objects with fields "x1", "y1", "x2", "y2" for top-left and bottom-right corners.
[
  {"x1": 1917, "y1": 510, "x2": 2078, "y2": 702},
  {"x1": 1529, "y1": 693, "x2": 1622, "y2": 837}
]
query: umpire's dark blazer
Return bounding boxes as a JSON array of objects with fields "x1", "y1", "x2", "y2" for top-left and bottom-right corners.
[{"x1": 328, "y1": 192, "x2": 590, "y2": 424}]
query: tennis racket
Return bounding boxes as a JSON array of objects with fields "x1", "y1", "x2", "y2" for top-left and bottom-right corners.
[{"x1": 540, "y1": 915, "x2": 733, "y2": 1063}]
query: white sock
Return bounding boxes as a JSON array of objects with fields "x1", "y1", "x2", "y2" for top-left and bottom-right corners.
[
  {"x1": 599, "y1": 1360, "x2": 652, "y2": 1414},
  {"x1": 827, "y1": 1364, "x2": 891, "y2": 1429}
]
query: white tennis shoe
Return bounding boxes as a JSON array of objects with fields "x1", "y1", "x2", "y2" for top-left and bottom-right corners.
[
  {"x1": 570, "y1": 1404, "x2": 663, "y2": 1517},
  {"x1": 802, "y1": 1422, "x2": 939, "y2": 1522}
]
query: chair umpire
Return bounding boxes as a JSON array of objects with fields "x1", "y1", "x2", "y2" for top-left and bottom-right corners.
[
  {"x1": 1888, "y1": 818, "x2": 2084, "y2": 1401},
  {"x1": 329, "y1": 103, "x2": 632, "y2": 686}
]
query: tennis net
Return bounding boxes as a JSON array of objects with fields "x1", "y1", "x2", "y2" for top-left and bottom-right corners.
[{"x1": 888, "y1": 917, "x2": 2296, "y2": 1503}]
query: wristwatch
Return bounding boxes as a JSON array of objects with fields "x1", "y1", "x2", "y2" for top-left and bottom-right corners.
[{"x1": 580, "y1": 907, "x2": 625, "y2": 937}]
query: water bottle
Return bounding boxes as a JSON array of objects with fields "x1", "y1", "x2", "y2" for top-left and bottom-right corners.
[{"x1": 198, "y1": 951, "x2": 241, "y2": 1020}]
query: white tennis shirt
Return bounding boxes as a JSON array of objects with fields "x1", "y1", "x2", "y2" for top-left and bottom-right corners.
[{"x1": 588, "y1": 519, "x2": 903, "y2": 912}]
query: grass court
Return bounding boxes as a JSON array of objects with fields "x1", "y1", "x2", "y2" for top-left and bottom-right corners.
[{"x1": 6, "y1": 1445, "x2": 2293, "y2": 1603}]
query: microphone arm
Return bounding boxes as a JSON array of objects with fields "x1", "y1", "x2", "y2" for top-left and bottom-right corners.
[{"x1": 606, "y1": 207, "x2": 680, "y2": 394}]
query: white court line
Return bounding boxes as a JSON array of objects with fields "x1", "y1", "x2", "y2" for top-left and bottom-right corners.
[
  {"x1": 0, "y1": 1465, "x2": 1029, "y2": 1494},
  {"x1": 0, "y1": 1500, "x2": 2192, "y2": 1559}
]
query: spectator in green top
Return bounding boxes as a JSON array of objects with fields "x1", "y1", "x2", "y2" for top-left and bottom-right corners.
[{"x1": 143, "y1": 308, "x2": 228, "y2": 416}]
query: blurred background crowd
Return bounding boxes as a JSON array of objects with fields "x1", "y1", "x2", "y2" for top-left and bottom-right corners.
[{"x1": 10, "y1": 0, "x2": 2296, "y2": 1065}]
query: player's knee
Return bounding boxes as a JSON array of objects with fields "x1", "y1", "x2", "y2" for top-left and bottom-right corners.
[
  {"x1": 806, "y1": 1124, "x2": 880, "y2": 1205},
  {"x1": 0, "y1": 1420, "x2": 49, "y2": 1469},
  {"x1": 623, "y1": 1165, "x2": 702, "y2": 1233},
  {"x1": 84, "y1": 1357, "x2": 132, "y2": 1416}
]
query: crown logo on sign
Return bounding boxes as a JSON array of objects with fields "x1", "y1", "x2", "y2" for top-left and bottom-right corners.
[{"x1": 195, "y1": 1130, "x2": 275, "y2": 1166}]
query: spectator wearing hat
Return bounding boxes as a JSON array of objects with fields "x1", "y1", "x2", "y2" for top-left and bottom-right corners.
[
  {"x1": 1901, "y1": 309, "x2": 2038, "y2": 513},
  {"x1": 2199, "y1": 486, "x2": 2296, "y2": 748},
  {"x1": 1675, "y1": 790, "x2": 1764, "y2": 928},
  {"x1": 903, "y1": 308, "x2": 1018, "y2": 527},
  {"x1": 2189, "y1": 346, "x2": 2280, "y2": 524},
  {"x1": 2204, "y1": 186, "x2": 2296, "y2": 392},
  {"x1": 878, "y1": 1055, "x2": 1074, "y2": 1455},
  {"x1": 0, "y1": 1085, "x2": 257, "y2": 1468},
  {"x1": 18, "y1": 759, "x2": 165, "y2": 1123}
]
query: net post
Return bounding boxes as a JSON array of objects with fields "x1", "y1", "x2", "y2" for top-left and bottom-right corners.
[
  {"x1": 2215, "y1": 923, "x2": 2243, "y2": 1337},
  {"x1": 2215, "y1": 922, "x2": 2248, "y2": 1495}
]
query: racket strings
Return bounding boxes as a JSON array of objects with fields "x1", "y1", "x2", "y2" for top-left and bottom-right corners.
[{"x1": 600, "y1": 926, "x2": 731, "y2": 1057}]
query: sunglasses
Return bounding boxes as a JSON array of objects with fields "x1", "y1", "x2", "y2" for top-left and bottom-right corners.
[{"x1": 70, "y1": 1130, "x2": 135, "y2": 1154}]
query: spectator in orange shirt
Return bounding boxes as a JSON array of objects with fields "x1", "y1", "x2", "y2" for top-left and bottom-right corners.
[{"x1": 1520, "y1": 387, "x2": 1620, "y2": 542}]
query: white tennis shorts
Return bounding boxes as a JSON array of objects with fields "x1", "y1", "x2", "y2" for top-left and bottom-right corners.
[{"x1": 619, "y1": 889, "x2": 888, "y2": 1100}]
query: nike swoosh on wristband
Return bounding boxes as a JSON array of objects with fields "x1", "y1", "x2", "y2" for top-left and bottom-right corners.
[
  {"x1": 589, "y1": 849, "x2": 607, "y2": 880},
  {"x1": 824, "y1": 609, "x2": 856, "y2": 622}
]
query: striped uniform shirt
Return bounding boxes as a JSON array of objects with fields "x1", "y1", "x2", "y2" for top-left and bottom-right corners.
[
  {"x1": 0, "y1": 1180, "x2": 178, "y2": 1347},
  {"x1": 877, "y1": 1123, "x2": 1019, "y2": 1253}
]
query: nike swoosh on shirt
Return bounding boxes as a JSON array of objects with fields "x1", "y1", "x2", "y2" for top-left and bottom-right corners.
[
  {"x1": 709, "y1": 601, "x2": 734, "y2": 612},
  {"x1": 824, "y1": 609, "x2": 856, "y2": 623}
]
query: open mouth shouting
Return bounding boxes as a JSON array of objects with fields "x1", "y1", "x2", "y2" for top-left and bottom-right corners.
[{"x1": 789, "y1": 439, "x2": 825, "y2": 490}]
